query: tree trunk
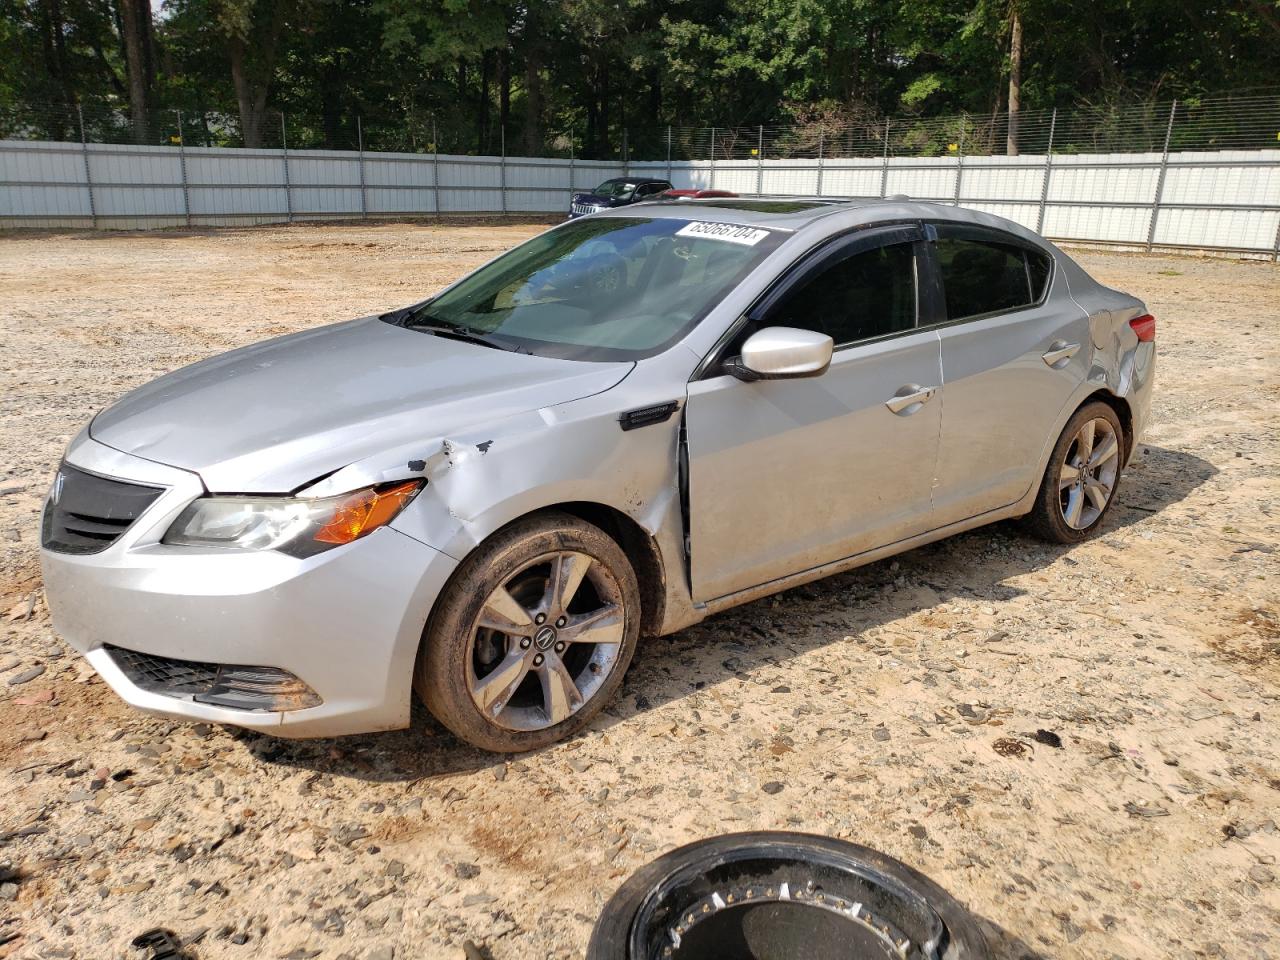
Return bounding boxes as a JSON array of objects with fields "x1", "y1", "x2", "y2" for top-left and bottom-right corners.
[
  {"x1": 39, "y1": 0, "x2": 76, "y2": 137},
  {"x1": 521, "y1": 4, "x2": 542, "y2": 155},
  {"x1": 498, "y1": 48, "x2": 510, "y2": 136},
  {"x1": 478, "y1": 51, "x2": 492, "y2": 154},
  {"x1": 598, "y1": 62, "x2": 610, "y2": 157},
  {"x1": 585, "y1": 92, "x2": 597, "y2": 160},
  {"x1": 118, "y1": 0, "x2": 154, "y2": 142},
  {"x1": 1006, "y1": 5, "x2": 1023, "y2": 156},
  {"x1": 228, "y1": 37, "x2": 264, "y2": 147},
  {"x1": 222, "y1": 0, "x2": 290, "y2": 149},
  {"x1": 523, "y1": 53, "x2": 542, "y2": 154}
]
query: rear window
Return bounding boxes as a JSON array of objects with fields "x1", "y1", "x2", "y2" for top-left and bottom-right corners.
[{"x1": 936, "y1": 238, "x2": 1052, "y2": 320}]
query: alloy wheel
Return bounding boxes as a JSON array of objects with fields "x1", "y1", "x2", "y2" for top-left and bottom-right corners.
[
  {"x1": 466, "y1": 550, "x2": 626, "y2": 732},
  {"x1": 1058, "y1": 416, "x2": 1120, "y2": 529}
]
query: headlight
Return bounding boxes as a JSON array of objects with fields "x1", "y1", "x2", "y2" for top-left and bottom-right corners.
[{"x1": 163, "y1": 480, "x2": 423, "y2": 557}]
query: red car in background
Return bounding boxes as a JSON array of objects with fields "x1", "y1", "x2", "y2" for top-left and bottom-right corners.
[{"x1": 660, "y1": 188, "x2": 738, "y2": 199}]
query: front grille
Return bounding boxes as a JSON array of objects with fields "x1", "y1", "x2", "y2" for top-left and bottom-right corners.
[
  {"x1": 571, "y1": 202, "x2": 601, "y2": 216},
  {"x1": 105, "y1": 644, "x2": 321, "y2": 712},
  {"x1": 41, "y1": 463, "x2": 163, "y2": 555}
]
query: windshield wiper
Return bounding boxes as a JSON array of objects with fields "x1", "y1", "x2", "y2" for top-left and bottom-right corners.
[{"x1": 400, "y1": 310, "x2": 526, "y2": 353}]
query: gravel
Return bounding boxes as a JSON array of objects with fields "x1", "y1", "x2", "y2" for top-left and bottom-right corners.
[{"x1": 0, "y1": 223, "x2": 1276, "y2": 959}]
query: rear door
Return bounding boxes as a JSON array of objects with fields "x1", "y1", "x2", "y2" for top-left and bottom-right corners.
[
  {"x1": 928, "y1": 224, "x2": 1091, "y2": 526},
  {"x1": 684, "y1": 225, "x2": 943, "y2": 602}
]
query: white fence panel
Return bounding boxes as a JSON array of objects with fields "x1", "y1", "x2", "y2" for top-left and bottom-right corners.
[
  {"x1": 760, "y1": 159, "x2": 821, "y2": 196},
  {"x1": 819, "y1": 160, "x2": 883, "y2": 198},
  {"x1": 1, "y1": 139, "x2": 1276, "y2": 256}
]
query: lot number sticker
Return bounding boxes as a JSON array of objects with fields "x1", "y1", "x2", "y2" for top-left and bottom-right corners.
[{"x1": 675, "y1": 222, "x2": 772, "y2": 246}]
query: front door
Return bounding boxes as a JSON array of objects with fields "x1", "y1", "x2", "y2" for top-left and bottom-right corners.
[{"x1": 685, "y1": 226, "x2": 943, "y2": 602}]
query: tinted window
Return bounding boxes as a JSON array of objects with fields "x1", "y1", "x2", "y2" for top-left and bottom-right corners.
[
  {"x1": 1027, "y1": 248, "x2": 1052, "y2": 299},
  {"x1": 936, "y1": 237, "x2": 1049, "y2": 320},
  {"x1": 766, "y1": 242, "x2": 917, "y2": 346}
]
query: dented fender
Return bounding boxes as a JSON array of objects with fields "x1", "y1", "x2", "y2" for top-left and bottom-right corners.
[{"x1": 300, "y1": 379, "x2": 700, "y2": 636}]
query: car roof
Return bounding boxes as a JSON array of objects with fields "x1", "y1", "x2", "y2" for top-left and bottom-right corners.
[
  {"x1": 598, "y1": 176, "x2": 670, "y2": 185},
  {"x1": 601, "y1": 196, "x2": 1056, "y2": 247}
]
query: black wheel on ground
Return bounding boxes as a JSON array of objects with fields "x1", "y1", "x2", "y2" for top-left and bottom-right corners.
[
  {"x1": 415, "y1": 511, "x2": 640, "y2": 753},
  {"x1": 1025, "y1": 400, "x2": 1125, "y2": 544}
]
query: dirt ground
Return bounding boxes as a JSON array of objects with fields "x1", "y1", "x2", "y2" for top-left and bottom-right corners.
[{"x1": 0, "y1": 220, "x2": 1277, "y2": 960}]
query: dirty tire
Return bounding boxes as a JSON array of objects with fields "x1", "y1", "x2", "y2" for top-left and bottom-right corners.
[
  {"x1": 416, "y1": 511, "x2": 640, "y2": 753},
  {"x1": 1025, "y1": 400, "x2": 1125, "y2": 544}
]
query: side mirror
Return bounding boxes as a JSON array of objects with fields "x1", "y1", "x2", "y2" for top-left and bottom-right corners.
[{"x1": 727, "y1": 327, "x2": 834, "y2": 381}]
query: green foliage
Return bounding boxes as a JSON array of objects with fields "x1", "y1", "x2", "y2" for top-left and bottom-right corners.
[{"x1": 0, "y1": 0, "x2": 1275, "y2": 155}]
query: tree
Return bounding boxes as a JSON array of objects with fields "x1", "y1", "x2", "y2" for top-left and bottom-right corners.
[
  {"x1": 117, "y1": 0, "x2": 155, "y2": 139},
  {"x1": 1006, "y1": 1, "x2": 1021, "y2": 154}
]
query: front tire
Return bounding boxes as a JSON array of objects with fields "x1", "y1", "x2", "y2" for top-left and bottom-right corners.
[
  {"x1": 1025, "y1": 400, "x2": 1124, "y2": 544},
  {"x1": 415, "y1": 512, "x2": 641, "y2": 753}
]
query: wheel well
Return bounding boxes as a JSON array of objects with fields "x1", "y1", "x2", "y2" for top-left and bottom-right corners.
[
  {"x1": 1084, "y1": 390, "x2": 1134, "y2": 464},
  {"x1": 539, "y1": 502, "x2": 667, "y2": 638}
]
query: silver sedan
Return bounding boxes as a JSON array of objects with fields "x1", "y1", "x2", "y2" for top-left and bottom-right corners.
[{"x1": 39, "y1": 199, "x2": 1155, "y2": 752}]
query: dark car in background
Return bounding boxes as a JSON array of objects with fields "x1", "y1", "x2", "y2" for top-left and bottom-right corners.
[{"x1": 569, "y1": 178, "x2": 672, "y2": 218}]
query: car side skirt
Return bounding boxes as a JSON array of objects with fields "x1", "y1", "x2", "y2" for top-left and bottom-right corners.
[{"x1": 700, "y1": 496, "x2": 1032, "y2": 616}]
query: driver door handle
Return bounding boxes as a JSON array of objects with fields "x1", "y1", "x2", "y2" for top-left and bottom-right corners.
[
  {"x1": 884, "y1": 384, "x2": 937, "y2": 415},
  {"x1": 1042, "y1": 340, "x2": 1080, "y2": 367}
]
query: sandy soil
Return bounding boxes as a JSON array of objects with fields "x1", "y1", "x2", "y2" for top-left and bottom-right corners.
[{"x1": 0, "y1": 221, "x2": 1277, "y2": 960}]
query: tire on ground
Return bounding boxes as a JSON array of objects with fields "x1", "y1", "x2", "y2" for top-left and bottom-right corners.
[
  {"x1": 415, "y1": 511, "x2": 641, "y2": 753},
  {"x1": 1025, "y1": 399, "x2": 1125, "y2": 544}
]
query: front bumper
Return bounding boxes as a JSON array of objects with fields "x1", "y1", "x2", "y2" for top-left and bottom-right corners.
[{"x1": 40, "y1": 435, "x2": 457, "y2": 738}]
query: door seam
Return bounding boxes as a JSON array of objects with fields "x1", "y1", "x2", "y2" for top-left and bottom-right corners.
[{"x1": 929, "y1": 329, "x2": 944, "y2": 510}]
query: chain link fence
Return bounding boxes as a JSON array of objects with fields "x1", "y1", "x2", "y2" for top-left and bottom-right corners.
[
  {"x1": 627, "y1": 94, "x2": 1280, "y2": 161},
  {"x1": 4, "y1": 92, "x2": 1278, "y2": 158}
]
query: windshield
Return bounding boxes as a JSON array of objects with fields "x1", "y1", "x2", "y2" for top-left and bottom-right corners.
[
  {"x1": 395, "y1": 217, "x2": 784, "y2": 360},
  {"x1": 594, "y1": 179, "x2": 637, "y2": 198}
]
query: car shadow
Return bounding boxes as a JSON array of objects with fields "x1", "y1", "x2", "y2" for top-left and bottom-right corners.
[{"x1": 243, "y1": 442, "x2": 1214, "y2": 786}]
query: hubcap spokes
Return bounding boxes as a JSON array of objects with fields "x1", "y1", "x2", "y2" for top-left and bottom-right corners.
[
  {"x1": 468, "y1": 551, "x2": 623, "y2": 732},
  {"x1": 1058, "y1": 417, "x2": 1119, "y2": 530}
]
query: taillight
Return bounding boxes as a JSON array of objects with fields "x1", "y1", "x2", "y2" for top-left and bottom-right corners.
[{"x1": 1129, "y1": 313, "x2": 1156, "y2": 342}]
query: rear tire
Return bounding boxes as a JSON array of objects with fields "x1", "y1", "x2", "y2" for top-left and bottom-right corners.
[
  {"x1": 1025, "y1": 400, "x2": 1124, "y2": 544},
  {"x1": 415, "y1": 512, "x2": 640, "y2": 753}
]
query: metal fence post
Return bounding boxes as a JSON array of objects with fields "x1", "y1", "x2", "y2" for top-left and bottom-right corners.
[
  {"x1": 1272, "y1": 216, "x2": 1280, "y2": 263},
  {"x1": 953, "y1": 116, "x2": 965, "y2": 206},
  {"x1": 281, "y1": 113, "x2": 293, "y2": 223},
  {"x1": 432, "y1": 118, "x2": 441, "y2": 218},
  {"x1": 1036, "y1": 107, "x2": 1057, "y2": 234},
  {"x1": 569, "y1": 131, "x2": 576, "y2": 204},
  {"x1": 709, "y1": 127, "x2": 716, "y2": 190},
  {"x1": 622, "y1": 128, "x2": 629, "y2": 177},
  {"x1": 816, "y1": 130, "x2": 824, "y2": 197},
  {"x1": 879, "y1": 120, "x2": 890, "y2": 197},
  {"x1": 176, "y1": 109, "x2": 192, "y2": 227},
  {"x1": 756, "y1": 125, "x2": 764, "y2": 196},
  {"x1": 357, "y1": 115, "x2": 367, "y2": 218},
  {"x1": 1146, "y1": 99, "x2": 1177, "y2": 252},
  {"x1": 500, "y1": 124, "x2": 508, "y2": 216},
  {"x1": 666, "y1": 125, "x2": 673, "y2": 184},
  {"x1": 77, "y1": 105, "x2": 98, "y2": 229}
]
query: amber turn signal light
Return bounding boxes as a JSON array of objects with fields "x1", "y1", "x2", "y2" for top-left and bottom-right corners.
[{"x1": 313, "y1": 480, "x2": 424, "y2": 545}]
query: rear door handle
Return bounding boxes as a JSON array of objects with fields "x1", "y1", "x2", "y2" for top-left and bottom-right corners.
[
  {"x1": 1042, "y1": 340, "x2": 1080, "y2": 367},
  {"x1": 884, "y1": 384, "x2": 937, "y2": 415}
]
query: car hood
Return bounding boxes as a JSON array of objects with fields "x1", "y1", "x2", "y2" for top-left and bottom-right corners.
[
  {"x1": 573, "y1": 193, "x2": 626, "y2": 207},
  {"x1": 90, "y1": 317, "x2": 632, "y2": 492}
]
